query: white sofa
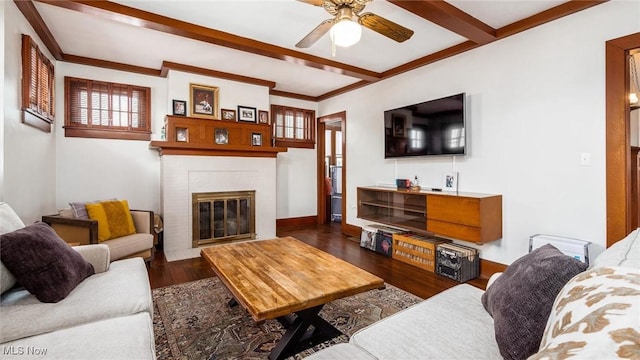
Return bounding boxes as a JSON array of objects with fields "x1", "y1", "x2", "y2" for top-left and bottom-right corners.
[
  {"x1": 0, "y1": 203, "x2": 156, "y2": 359},
  {"x1": 307, "y1": 230, "x2": 640, "y2": 360}
]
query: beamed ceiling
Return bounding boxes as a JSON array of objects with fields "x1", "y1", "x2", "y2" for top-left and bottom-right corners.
[{"x1": 15, "y1": 0, "x2": 608, "y2": 101}]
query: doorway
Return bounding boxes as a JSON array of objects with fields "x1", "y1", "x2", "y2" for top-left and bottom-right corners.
[
  {"x1": 317, "y1": 112, "x2": 346, "y2": 229},
  {"x1": 605, "y1": 32, "x2": 640, "y2": 246}
]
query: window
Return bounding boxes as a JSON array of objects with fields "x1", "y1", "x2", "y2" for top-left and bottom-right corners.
[
  {"x1": 21, "y1": 34, "x2": 55, "y2": 132},
  {"x1": 64, "y1": 77, "x2": 151, "y2": 140},
  {"x1": 408, "y1": 128, "x2": 425, "y2": 150},
  {"x1": 271, "y1": 105, "x2": 315, "y2": 149}
]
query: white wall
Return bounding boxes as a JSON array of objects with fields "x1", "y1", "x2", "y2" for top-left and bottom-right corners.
[
  {"x1": 55, "y1": 62, "x2": 166, "y2": 213},
  {"x1": 319, "y1": 1, "x2": 640, "y2": 265},
  {"x1": 270, "y1": 95, "x2": 319, "y2": 219},
  {"x1": 3, "y1": 1, "x2": 57, "y2": 222}
]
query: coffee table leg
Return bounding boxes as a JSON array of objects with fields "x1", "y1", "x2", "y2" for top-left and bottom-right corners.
[{"x1": 268, "y1": 305, "x2": 342, "y2": 360}]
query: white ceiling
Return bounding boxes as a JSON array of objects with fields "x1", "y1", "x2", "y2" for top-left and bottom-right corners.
[{"x1": 29, "y1": 0, "x2": 585, "y2": 98}]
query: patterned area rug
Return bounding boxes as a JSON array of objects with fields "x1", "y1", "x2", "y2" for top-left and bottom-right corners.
[{"x1": 153, "y1": 277, "x2": 422, "y2": 360}]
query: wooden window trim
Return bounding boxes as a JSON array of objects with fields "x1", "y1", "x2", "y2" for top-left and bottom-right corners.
[
  {"x1": 21, "y1": 34, "x2": 55, "y2": 132},
  {"x1": 271, "y1": 104, "x2": 316, "y2": 149},
  {"x1": 64, "y1": 76, "x2": 151, "y2": 141}
]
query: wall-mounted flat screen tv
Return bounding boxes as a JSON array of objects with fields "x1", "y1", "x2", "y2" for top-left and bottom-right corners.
[{"x1": 384, "y1": 93, "x2": 466, "y2": 158}]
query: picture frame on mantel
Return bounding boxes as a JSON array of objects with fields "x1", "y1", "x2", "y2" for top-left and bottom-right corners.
[
  {"x1": 221, "y1": 109, "x2": 236, "y2": 121},
  {"x1": 172, "y1": 100, "x2": 186, "y2": 116},
  {"x1": 189, "y1": 83, "x2": 219, "y2": 120},
  {"x1": 258, "y1": 110, "x2": 269, "y2": 124},
  {"x1": 251, "y1": 133, "x2": 262, "y2": 146},
  {"x1": 237, "y1": 106, "x2": 257, "y2": 123}
]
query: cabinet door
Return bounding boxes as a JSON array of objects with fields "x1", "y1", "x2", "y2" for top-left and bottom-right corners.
[{"x1": 427, "y1": 195, "x2": 481, "y2": 226}]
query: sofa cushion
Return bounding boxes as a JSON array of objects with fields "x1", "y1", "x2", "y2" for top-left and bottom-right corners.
[
  {"x1": 104, "y1": 233, "x2": 153, "y2": 261},
  {"x1": 481, "y1": 244, "x2": 588, "y2": 360},
  {"x1": 86, "y1": 200, "x2": 136, "y2": 242},
  {"x1": 1, "y1": 312, "x2": 155, "y2": 360},
  {"x1": 0, "y1": 257, "x2": 152, "y2": 343},
  {"x1": 530, "y1": 266, "x2": 640, "y2": 360},
  {"x1": 593, "y1": 228, "x2": 640, "y2": 268},
  {"x1": 0, "y1": 222, "x2": 95, "y2": 303},
  {"x1": 350, "y1": 284, "x2": 501, "y2": 360}
]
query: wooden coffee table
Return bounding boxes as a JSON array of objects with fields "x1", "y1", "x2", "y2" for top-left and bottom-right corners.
[{"x1": 201, "y1": 236, "x2": 385, "y2": 360}]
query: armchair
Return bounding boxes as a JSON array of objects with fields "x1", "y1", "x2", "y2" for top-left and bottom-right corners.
[{"x1": 42, "y1": 209, "x2": 155, "y2": 263}]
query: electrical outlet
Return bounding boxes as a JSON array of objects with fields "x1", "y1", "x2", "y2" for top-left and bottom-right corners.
[{"x1": 580, "y1": 152, "x2": 591, "y2": 166}]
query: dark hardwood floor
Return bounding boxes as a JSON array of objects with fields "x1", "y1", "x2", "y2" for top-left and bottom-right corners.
[{"x1": 148, "y1": 222, "x2": 487, "y2": 299}]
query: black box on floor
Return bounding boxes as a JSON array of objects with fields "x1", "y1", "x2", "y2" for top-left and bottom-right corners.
[{"x1": 436, "y1": 242, "x2": 479, "y2": 282}]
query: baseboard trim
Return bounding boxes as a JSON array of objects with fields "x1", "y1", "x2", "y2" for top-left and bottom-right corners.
[
  {"x1": 276, "y1": 216, "x2": 317, "y2": 229},
  {"x1": 343, "y1": 223, "x2": 361, "y2": 238}
]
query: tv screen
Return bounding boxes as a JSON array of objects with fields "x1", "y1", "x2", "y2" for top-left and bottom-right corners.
[{"x1": 384, "y1": 93, "x2": 466, "y2": 158}]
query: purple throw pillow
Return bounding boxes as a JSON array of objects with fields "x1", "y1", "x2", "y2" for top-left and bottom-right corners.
[
  {"x1": 481, "y1": 244, "x2": 588, "y2": 360},
  {"x1": 0, "y1": 222, "x2": 94, "y2": 303}
]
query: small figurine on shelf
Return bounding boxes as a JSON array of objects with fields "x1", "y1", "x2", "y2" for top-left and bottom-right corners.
[{"x1": 410, "y1": 176, "x2": 421, "y2": 191}]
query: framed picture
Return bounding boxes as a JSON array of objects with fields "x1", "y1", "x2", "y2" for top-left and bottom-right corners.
[
  {"x1": 258, "y1": 110, "x2": 269, "y2": 124},
  {"x1": 443, "y1": 172, "x2": 459, "y2": 192},
  {"x1": 251, "y1": 133, "x2": 262, "y2": 146},
  {"x1": 237, "y1": 106, "x2": 257, "y2": 123},
  {"x1": 172, "y1": 100, "x2": 186, "y2": 116},
  {"x1": 176, "y1": 127, "x2": 188, "y2": 142},
  {"x1": 189, "y1": 83, "x2": 219, "y2": 120},
  {"x1": 392, "y1": 114, "x2": 405, "y2": 137},
  {"x1": 215, "y1": 128, "x2": 229, "y2": 145},
  {"x1": 221, "y1": 109, "x2": 236, "y2": 121}
]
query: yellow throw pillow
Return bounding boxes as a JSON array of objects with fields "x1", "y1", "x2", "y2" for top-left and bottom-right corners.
[
  {"x1": 86, "y1": 200, "x2": 136, "y2": 242},
  {"x1": 85, "y1": 202, "x2": 111, "y2": 242}
]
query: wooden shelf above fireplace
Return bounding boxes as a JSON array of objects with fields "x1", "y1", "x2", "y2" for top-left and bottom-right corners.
[
  {"x1": 149, "y1": 141, "x2": 287, "y2": 157},
  {"x1": 149, "y1": 115, "x2": 288, "y2": 157}
]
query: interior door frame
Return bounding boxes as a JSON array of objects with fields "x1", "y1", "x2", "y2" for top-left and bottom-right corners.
[
  {"x1": 317, "y1": 111, "x2": 346, "y2": 228},
  {"x1": 606, "y1": 32, "x2": 640, "y2": 247}
]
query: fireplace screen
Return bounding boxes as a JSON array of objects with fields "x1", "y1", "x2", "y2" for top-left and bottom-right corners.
[{"x1": 192, "y1": 190, "x2": 255, "y2": 247}]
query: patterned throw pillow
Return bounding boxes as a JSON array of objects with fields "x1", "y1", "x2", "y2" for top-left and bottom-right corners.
[{"x1": 530, "y1": 266, "x2": 640, "y2": 359}]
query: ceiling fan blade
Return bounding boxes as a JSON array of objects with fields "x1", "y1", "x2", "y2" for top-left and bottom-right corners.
[
  {"x1": 358, "y1": 13, "x2": 414, "y2": 43},
  {"x1": 296, "y1": 19, "x2": 334, "y2": 48},
  {"x1": 297, "y1": 0, "x2": 325, "y2": 6}
]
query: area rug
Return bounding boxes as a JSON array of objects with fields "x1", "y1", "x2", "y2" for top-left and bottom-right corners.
[{"x1": 153, "y1": 277, "x2": 422, "y2": 360}]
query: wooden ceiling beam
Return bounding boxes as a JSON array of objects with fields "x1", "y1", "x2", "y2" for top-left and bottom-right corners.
[
  {"x1": 34, "y1": 0, "x2": 381, "y2": 82},
  {"x1": 497, "y1": 0, "x2": 609, "y2": 39},
  {"x1": 269, "y1": 90, "x2": 319, "y2": 102},
  {"x1": 388, "y1": 0, "x2": 496, "y2": 45},
  {"x1": 62, "y1": 54, "x2": 161, "y2": 76},
  {"x1": 14, "y1": 0, "x2": 64, "y2": 60},
  {"x1": 161, "y1": 61, "x2": 276, "y2": 88}
]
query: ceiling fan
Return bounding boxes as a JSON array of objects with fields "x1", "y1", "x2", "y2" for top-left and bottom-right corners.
[{"x1": 296, "y1": 0, "x2": 414, "y2": 49}]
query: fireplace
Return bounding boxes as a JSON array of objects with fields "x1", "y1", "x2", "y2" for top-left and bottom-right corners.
[{"x1": 192, "y1": 190, "x2": 256, "y2": 247}]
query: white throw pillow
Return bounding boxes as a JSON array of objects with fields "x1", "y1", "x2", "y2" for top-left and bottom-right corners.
[
  {"x1": 530, "y1": 266, "x2": 640, "y2": 359},
  {"x1": 592, "y1": 228, "x2": 640, "y2": 268},
  {"x1": 0, "y1": 202, "x2": 24, "y2": 294}
]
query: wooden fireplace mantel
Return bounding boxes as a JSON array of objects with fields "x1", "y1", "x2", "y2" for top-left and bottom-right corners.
[
  {"x1": 149, "y1": 115, "x2": 288, "y2": 158},
  {"x1": 149, "y1": 141, "x2": 287, "y2": 157}
]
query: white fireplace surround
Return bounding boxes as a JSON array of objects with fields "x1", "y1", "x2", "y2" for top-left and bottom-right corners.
[{"x1": 160, "y1": 155, "x2": 277, "y2": 261}]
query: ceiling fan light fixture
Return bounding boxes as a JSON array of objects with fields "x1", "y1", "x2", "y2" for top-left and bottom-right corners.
[{"x1": 330, "y1": 18, "x2": 361, "y2": 47}]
